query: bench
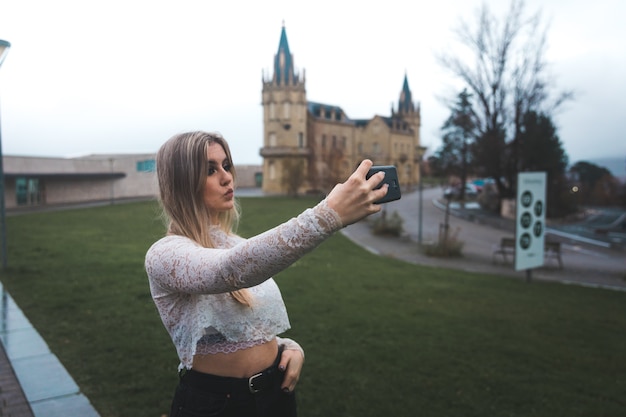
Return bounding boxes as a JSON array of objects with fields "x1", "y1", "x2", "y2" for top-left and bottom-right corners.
[
  {"x1": 492, "y1": 237, "x2": 563, "y2": 269},
  {"x1": 492, "y1": 237, "x2": 516, "y2": 264},
  {"x1": 544, "y1": 241, "x2": 564, "y2": 269}
]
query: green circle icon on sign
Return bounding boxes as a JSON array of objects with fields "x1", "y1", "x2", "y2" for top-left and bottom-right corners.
[
  {"x1": 521, "y1": 191, "x2": 532, "y2": 207},
  {"x1": 534, "y1": 200, "x2": 543, "y2": 217},
  {"x1": 520, "y1": 212, "x2": 532, "y2": 228},
  {"x1": 519, "y1": 233, "x2": 531, "y2": 250},
  {"x1": 534, "y1": 221, "x2": 543, "y2": 237}
]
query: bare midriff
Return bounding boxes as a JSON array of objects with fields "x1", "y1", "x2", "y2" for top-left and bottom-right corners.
[{"x1": 191, "y1": 338, "x2": 278, "y2": 378}]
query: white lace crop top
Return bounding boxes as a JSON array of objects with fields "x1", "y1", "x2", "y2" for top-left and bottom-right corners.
[{"x1": 145, "y1": 199, "x2": 342, "y2": 370}]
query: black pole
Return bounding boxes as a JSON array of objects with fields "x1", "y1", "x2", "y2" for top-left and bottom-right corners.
[
  {"x1": 0, "y1": 106, "x2": 7, "y2": 271},
  {"x1": 418, "y1": 163, "x2": 423, "y2": 244},
  {"x1": 0, "y1": 40, "x2": 10, "y2": 271}
]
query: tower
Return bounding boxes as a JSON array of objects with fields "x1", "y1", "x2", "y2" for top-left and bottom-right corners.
[
  {"x1": 260, "y1": 24, "x2": 309, "y2": 194},
  {"x1": 395, "y1": 73, "x2": 421, "y2": 134},
  {"x1": 392, "y1": 74, "x2": 422, "y2": 185}
]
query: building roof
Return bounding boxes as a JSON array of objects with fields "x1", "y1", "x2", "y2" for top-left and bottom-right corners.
[
  {"x1": 4, "y1": 172, "x2": 126, "y2": 180},
  {"x1": 273, "y1": 24, "x2": 297, "y2": 86},
  {"x1": 352, "y1": 119, "x2": 371, "y2": 127},
  {"x1": 307, "y1": 101, "x2": 350, "y2": 122}
]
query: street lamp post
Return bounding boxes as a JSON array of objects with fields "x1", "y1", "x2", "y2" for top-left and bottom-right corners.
[
  {"x1": 418, "y1": 171, "x2": 423, "y2": 244},
  {"x1": 416, "y1": 147, "x2": 426, "y2": 245},
  {"x1": 0, "y1": 39, "x2": 11, "y2": 271}
]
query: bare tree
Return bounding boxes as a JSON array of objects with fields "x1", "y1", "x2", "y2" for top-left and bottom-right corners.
[
  {"x1": 438, "y1": 0, "x2": 573, "y2": 204},
  {"x1": 281, "y1": 158, "x2": 306, "y2": 197}
]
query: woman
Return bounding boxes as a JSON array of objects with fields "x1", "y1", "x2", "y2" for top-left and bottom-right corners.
[{"x1": 145, "y1": 131, "x2": 388, "y2": 416}]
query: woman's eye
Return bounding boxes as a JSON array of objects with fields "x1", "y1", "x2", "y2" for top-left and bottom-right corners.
[
  {"x1": 207, "y1": 167, "x2": 216, "y2": 175},
  {"x1": 223, "y1": 164, "x2": 232, "y2": 172}
]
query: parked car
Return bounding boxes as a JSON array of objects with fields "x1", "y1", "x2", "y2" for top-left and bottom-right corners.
[
  {"x1": 471, "y1": 178, "x2": 496, "y2": 192},
  {"x1": 444, "y1": 183, "x2": 479, "y2": 199}
]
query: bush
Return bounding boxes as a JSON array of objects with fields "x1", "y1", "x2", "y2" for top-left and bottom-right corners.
[
  {"x1": 423, "y1": 226, "x2": 464, "y2": 257},
  {"x1": 371, "y1": 210, "x2": 404, "y2": 237}
]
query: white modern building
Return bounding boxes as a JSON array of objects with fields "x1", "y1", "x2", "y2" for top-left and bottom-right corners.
[{"x1": 2, "y1": 154, "x2": 262, "y2": 211}]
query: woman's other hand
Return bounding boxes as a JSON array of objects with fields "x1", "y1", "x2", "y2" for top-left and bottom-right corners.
[
  {"x1": 325, "y1": 159, "x2": 388, "y2": 226},
  {"x1": 278, "y1": 349, "x2": 304, "y2": 393}
]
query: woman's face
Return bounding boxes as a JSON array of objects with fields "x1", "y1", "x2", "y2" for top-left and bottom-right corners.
[{"x1": 204, "y1": 142, "x2": 235, "y2": 221}]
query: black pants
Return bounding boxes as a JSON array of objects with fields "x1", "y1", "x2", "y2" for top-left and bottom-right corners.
[{"x1": 169, "y1": 347, "x2": 297, "y2": 417}]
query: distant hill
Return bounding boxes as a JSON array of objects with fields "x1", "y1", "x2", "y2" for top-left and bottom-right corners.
[{"x1": 572, "y1": 157, "x2": 626, "y2": 182}]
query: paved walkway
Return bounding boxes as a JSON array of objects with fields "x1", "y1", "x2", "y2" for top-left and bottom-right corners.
[
  {"x1": 0, "y1": 333, "x2": 33, "y2": 417},
  {"x1": 0, "y1": 283, "x2": 100, "y2": 417}
]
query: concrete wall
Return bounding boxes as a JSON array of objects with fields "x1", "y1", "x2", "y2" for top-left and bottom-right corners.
[{"x1": 236, "y1": 165, "x2": 263, "y2": 188}]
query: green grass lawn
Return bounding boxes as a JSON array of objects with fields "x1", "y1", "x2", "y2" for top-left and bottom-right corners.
[{"x1": 1, "y1": 198, "x2": 625, "y2": 417}]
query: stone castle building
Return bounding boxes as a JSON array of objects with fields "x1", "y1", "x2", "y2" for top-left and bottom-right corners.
[{"x1": 260, "y1": 25, "x2": 423, "y2": 195}]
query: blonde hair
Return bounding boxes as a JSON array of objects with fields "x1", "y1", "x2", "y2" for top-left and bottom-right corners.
[{"x1": 156, "y1": 131, "x2": 252, "y2": 306}]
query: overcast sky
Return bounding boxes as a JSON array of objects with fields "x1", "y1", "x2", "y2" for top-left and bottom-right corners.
[{"x1": 0, "y1": 0, "x2": 624, "y2": 171}]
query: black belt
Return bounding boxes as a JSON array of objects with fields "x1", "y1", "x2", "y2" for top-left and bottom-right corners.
[{"x1": 180, "y1": 346, "x2": 284, "y2": 395}]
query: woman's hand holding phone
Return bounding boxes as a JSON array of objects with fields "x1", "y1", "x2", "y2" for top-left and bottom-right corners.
[{"x1": 325, "y1": 159, "x2": 389, "y2": 226}]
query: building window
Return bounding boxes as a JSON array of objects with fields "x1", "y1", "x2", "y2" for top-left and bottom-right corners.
[
  {"x1": 269, "y1": 132, "x2": 277, "y2": 146},
  {"x1": 373, "y1": 142, "x2": 380, "y2": 154},
  {"x1": 321, "y1": 134, "x2": 326, "y2": 148},
  {"x1": 357, "y1": 142, "x2": 363, "y2": 154},
  {"x1": 137, "y1": 159, "x2": 156, "y2": 172},
  {"x1": 16, "y1": 177, "x2": 41, "y2": 206},
  {"x1": 269, "y1": 102, "x2": 276, "y2": 119},
  {"x1": 298, "y1": 132, "x2": 305, "y2": 147},
  {"x1": 283, "y1": 101, "x2": 291, "y2": 119}
]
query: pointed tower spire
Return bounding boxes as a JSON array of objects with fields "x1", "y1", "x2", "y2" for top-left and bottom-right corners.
[
  {"x1": 273, "y1": 23, "x2": 297, "y2": 86},
  {"x1": 398, "y1": 73, "x2": 414, "y2": 114}
]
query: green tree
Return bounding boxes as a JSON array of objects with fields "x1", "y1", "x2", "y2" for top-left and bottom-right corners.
[
  {"x1": 570, "y1": 161, "x2": 612, "y2": 186},
  {"x1": 437, "y1": 89, "x2": 477, "y2": 200},
  {"x1": 569, "y1": 161, "x2": 621, "y2": 206},
  {"x1": 517, "y1": 111, "x2": 572, "y2": 216},
  {"x1": 281, "y1": 158, "x2": 305, "y2": 197}
]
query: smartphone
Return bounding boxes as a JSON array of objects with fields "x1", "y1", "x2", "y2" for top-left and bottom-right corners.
[{"x1": 366, "y1": 165, "x2": 402, "y2": 204}]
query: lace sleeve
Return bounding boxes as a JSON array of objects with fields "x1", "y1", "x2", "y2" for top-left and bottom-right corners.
[{"x1": 146, "y1": 199, "x2": 342, "y2": 295}]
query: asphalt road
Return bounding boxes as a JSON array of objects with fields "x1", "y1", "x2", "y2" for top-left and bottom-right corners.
[{"x1": 342, "y1": 186, "x2": 626, "y2": 291}]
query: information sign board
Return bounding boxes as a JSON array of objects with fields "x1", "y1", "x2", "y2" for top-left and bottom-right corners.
[{"x1": 515, "y1": 172, "x2": 547, "y2": 271}]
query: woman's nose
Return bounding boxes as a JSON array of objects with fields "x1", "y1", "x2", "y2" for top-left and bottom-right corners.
[{"x1": 220, "y1": 169, "x2": 232, "y2": 185}]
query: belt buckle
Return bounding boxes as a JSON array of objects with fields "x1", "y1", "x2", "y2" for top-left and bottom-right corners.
[{"x1": 248, "y1": 373, "x2": 263, "y2": 394}]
